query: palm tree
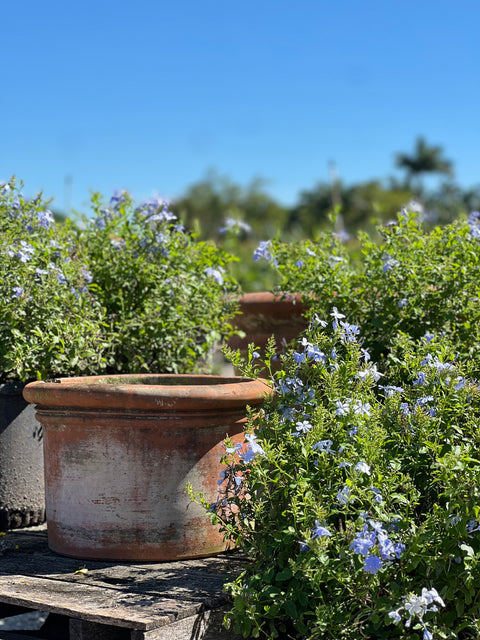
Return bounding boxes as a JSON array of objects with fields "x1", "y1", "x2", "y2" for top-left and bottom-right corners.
[{"x1": 395, "y1": 137, "x2": 454, "y2": 192}]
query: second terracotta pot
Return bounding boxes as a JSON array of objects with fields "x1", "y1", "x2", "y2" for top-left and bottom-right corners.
[
  {"x1": 229, "y1": 292, "x2": 308, "y2": 366},
  {"x1": 23, "y1": 374, "x2": 272, "y2": 562}
]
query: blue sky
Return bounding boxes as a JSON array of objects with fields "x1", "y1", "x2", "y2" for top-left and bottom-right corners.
[{"x1": 2, "y1": 1, "x2": 479, "y2": 214}]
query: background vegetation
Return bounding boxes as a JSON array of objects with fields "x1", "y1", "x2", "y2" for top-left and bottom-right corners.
[{"x1": 166, "y1": 137, "x2": 480, "y2": 291}]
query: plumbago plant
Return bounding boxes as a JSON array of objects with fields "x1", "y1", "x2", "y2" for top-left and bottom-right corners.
[
  {"x1": 0, "y1": 179, "x2": 107, "y2": 383},
  {"x1": 191, "y1": 311, "x2": 480, "y2": 639},
  {"x1": 255, "y1": 209, "x2": 480, "y2": 381},
  {"x1": 77, "y1": 191, "x2": 239, "y2": 373}
]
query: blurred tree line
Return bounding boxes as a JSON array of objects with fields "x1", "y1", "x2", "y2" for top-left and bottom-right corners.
[{"x1": 171, "y1": 137, "x2": 480, "y2": 242}]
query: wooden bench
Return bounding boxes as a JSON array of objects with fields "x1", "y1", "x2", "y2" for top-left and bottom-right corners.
[{"x1": 0, "y1": 526, "x2": 244, "y2": 639}]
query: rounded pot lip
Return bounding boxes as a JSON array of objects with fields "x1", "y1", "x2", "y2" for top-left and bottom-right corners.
[
  {"x1": 236, "y1": 291, "x2": 304, "y2": 316},
  {"x1": 23, "y1": 374, "x2": 273, "y2": 411}
]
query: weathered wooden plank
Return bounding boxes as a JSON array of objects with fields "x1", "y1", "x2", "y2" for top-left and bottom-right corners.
[
  {"x1": 0, "y1": 526, "x2": 247, "y2": 638},
  {"x1": 0, "y1": 576, "x2": 191, "y2": 630},
  {"x1": 0, "y1": 550, "x2": 244, "y2": 619}
]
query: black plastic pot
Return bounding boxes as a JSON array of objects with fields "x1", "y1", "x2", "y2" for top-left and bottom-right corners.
[{"x1": 0, "y1": 383, "x2": 45, "y2": 530}]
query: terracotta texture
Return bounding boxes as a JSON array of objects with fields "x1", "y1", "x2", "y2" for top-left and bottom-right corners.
[
  {"x1": 229, "y1": 292, "x2": 308, "y2": 365},
  {"x1": 23, "y1": 374, "x2": 272, "y2": 562}
]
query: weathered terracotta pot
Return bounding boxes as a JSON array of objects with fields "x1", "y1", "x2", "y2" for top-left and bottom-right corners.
[
  {"x1": 23, "y1": 374, "x2": 272, "y2": 562},
  {"x1": 229, "y1": 292, "x2": 308, "y2": 367}
]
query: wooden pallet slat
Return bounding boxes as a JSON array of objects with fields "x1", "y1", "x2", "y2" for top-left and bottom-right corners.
[{"x1": 0, "y1": 527, "x2": 245, "y2": 639}]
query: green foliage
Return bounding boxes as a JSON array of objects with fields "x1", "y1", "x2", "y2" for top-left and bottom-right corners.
[
  {"x1": 0, "y1": 178, "x2": 241, "y2": 382},
  {"x1": 263, "y1": 209, "x2": 480, "y2": 382},
  {"x1": 0, "y1": 178, "x2": 108, "y2": 382},
  {"x1": 194, "y1": 319, "x2": 480, "y2": 639},
  {"x1": 77, "y1": 190, "x2": 240, "y2": 374},
  {"x1": 289, "y1": 180, "x2": 413, "y2": 237},
  {"x1": 172, "y1": 170, "x2": 289, "y2": 241}
]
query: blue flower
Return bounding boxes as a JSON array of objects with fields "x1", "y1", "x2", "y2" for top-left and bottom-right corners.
[
  {"x1": 416, "y1": 395, "x2": 434, "y2": 406},
  {"x1": 15, "y1": 241, "x2": 35, "y2": 262},
  {"x1": 330, "y1": 306, "x2": 345, "y2": 330},
  {"x1": 225, "y1": 442, "x2": 242, "y2": 455},
  {"x1": 355, "y1": 364, "x2": 383, "y2": 382},
  {"x1": 389, "y1": 587, "x2": 445, "y2": 639},
  {"x1": 468, "y1": 211, "x2": 480, "y2": 239},
  {"x1": 293, "y1": 351, "x2": 306, "y2": 365},
  {"x1": 12, "y1": 286, "x2": 24, "y2": 297},
  {"x1": 363, "y1": 554, "x2": 383, "y2": 574},
  {"x1": 400, "y1": 402, "x2": 410, "y2": 416},
  {"x1": 203, "y1": 266, "x2": 224, "y2": 286},
  {"x1": 253, "y1": 240, "x2": 273, "y2": 262},
  {"x1": 378, "y1": 385, "x2": 404, "y2": 397},
  {"x1": 56, "y1": 270, "x2": 68, "y2": 285},
  {"x1": 360, "y1": 348, "x2": 371, "y2": 362},
  {"x1": 240, "y1": 433, "x2": 265, "y2": 464},
  {"x1": 335, "y1": 399, "x2": 350, "y2": 416},
  {"x1": 311, "y1": 520, "x2": 332, "y2": 539},
  {"x1": 350, "y1": 530, "x2": 375, "y2": 556},
  {"x1": 36, "y1": 209, "x2": 55, "y2": 229},
  {"x1": 336, "y1": 485, "x2": 351, "y2": 505},
  {"x1": 363, "y1": 555, "x2": 383, "y2": 574},
  {"x1": 295, "y1": 420, "x2": 313, "y2": 435},
  {"x1": 339, "y1": 321, "x2": 360, "y2": 343},
  {"x1": 217, "y1": 469, "x2": 228, "y2": 485},
  {"x1": 382, "y1": 254, "x2": 400, "y2": 272},
  {"x1": 413, "y1": 371, "x2": 428, "y2": 385},
  {"x1": 305, "y1": 343, "x2": 326, "y2": 363},
  {"x1": 353, "y1": 400, "x2": 371, "y2": 416},
  {"x1": 354, "y1": 461, "x2": 371, "y2": 475},
  {"x1": 429, "y1": 356, "x2": 454, "y2": 373},
  {"x1": 81, "y1": 268, "x2": 93, "y2": 284},
  {"x1": 313, "y1": 439, "x2": 335, "y2": 454}
]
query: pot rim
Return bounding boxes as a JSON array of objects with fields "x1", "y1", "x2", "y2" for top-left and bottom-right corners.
[
  {"x1": 236, "y1": 291, "x2": 305, "y2": 317},
  {"x1": 23, "y1": 374, "x2": 273, "y2": 412}
]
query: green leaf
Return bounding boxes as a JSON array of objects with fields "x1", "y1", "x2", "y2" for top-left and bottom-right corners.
[{"x1": 275, "y1": 567, "x2": 293, "y2": 582}]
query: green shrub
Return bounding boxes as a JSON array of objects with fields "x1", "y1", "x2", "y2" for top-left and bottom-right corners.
[
  {"x1": 257, "y1": 209, "x2": 480, "y2": 381},
  {"x1": 78, "y1": 191, "x2": 240, "y2": 374},
  {"x1": 0, "y1": 178, "x2": 107, "y2": 382},
  {"x1": 193, "y1": 317, "x2": 480, "y2": 639}
]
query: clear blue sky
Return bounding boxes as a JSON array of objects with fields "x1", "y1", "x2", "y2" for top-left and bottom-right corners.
[{"x1": 2, "y1": 1, "x2": 479, "y2": 215}]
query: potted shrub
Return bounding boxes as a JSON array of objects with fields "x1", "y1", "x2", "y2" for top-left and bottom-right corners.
[
  {"x1": 0, "y1": 178, "x2": 108, "y2": 529},
  {"x1": 19, "y1": 187, "x2": 273, "y2": 560},
  {"x1": 253, "y1": 209, "x2": 480, "y2": 381},
  {"x1": 1, "y1": 181, "x2": 242, "y2": 531}
]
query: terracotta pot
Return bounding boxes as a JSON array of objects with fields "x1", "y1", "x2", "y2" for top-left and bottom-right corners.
[
  {"x1": 229, "y1": 292, "x2": 308, "y2": 367},
  {"x1": 0, "y1": 383, "x2": 45, "y2": 530},
  {"x1": 23, "y1": 374, "x2": 272, "y2": 562}
]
